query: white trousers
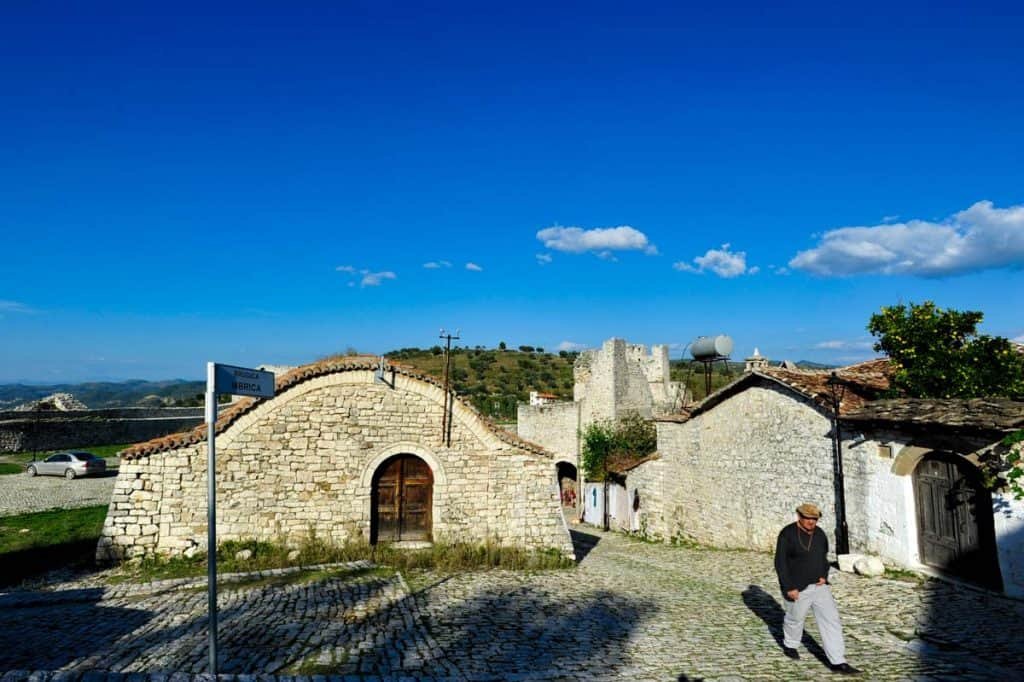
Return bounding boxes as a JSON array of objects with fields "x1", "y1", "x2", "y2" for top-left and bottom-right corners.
[{"x1": 783, "y1": 583, "x2": 846, "y2": 665}]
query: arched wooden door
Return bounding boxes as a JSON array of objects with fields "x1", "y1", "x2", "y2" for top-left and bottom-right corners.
[
  {"x1": 913, "y1": 452, "x2": 1002, "y2": 589},
  {"x1": 372, "y1": 454, "x2": 433, "y2": 543}
]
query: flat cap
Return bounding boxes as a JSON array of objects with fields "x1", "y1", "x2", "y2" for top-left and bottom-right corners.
[{"x1": 796, "y1": 503, "x2": 822, "y2": 519}]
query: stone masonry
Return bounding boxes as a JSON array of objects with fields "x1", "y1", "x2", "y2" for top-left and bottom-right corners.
[
  {"x1": 97, "y1": 361, "x2": 572, "y2": 562},
  {"x1": 642, "y1": 382, "x2": 838, "y2": 551},
  {"x1": 517, "y1": 338, "x2": 684, "y2": 464}
]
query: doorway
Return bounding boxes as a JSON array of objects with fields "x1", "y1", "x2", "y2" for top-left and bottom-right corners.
[
  {"x1": 913, "y1": 452, "x2": 1002, "y2": 589},
  {"x1": 371, "y1": 454, "x2": 433, "y2": 543}
]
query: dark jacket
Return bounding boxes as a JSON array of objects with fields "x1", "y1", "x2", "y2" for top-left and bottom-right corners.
[{"x1": 774, "y1": 522, "x2": 830, "y2": 598}]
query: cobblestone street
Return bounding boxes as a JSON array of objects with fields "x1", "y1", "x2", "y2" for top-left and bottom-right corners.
[{"x1": 2, "y1": 522, "x2": 1023, "y2": 681}]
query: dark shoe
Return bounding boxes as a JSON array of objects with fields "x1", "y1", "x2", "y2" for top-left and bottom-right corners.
[
  {"x1": 783, "y1": 647, "x2": 800, "y2": 660},
  {"x1": 832, "y1": 663, "x2": 861, "y2": 675}
]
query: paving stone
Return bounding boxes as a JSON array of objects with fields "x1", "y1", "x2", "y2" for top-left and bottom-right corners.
[{"x1": 3, "y1": 525, "x2": 1024, "y2": 679}]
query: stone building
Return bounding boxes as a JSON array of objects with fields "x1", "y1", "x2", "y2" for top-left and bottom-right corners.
[
  {"x1": 517, "y1": 338, "x2": 684, "y2": 463},
  {"x1": 625, "y1": 359, "x2": 1024, "y2": 597},
  {"x1": 97, "y1": 357, "x2": 572, "y2": 562}
]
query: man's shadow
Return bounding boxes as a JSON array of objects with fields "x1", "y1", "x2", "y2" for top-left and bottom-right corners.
[{"x1": 741, "y1": 584, "x2": 830, "y2": 665}]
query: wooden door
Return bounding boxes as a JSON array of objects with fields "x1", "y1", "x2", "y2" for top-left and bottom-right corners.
[
  {"x1": 914, "y1": 453, "x2": 1001, "y2": 589},
  {"x1": 372, "y1": 455, "x2": 433, "y2": 543}
]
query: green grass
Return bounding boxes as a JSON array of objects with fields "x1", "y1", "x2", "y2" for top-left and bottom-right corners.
[
  {"x1": 884, "y1": 566, "x2": 926, "y2": 584},
  {"x1": 0, "y1": 463, "x2": 23, "y2": 475},
  {"x1": 0, "y1": 505, "x2": 108, "y2": 554},
  {"x1": 111, "y1": 534, "x2": 575, "y2": 584},
  {"x1": 0, "y1": 505, "x2": 109, "y2": 586}
]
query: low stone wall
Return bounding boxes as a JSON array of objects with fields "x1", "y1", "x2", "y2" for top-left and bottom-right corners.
[
  {"x1": 0, "y1": 410, "x2": 204, "y2": 453},
  {"x1": 98, "y1": 369, "x2": 572, "y2": 562},
  {"x1": 0, "y1": 413, "x2": 201, "y2": 450}
]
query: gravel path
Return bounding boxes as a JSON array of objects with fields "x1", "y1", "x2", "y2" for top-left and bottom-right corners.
[
  {"x1": 0, "y1": 468, "x2": 118, "y2": 516},
  {"x1": 3, "y1": 521, "x2": 1023, "y2": 679}
]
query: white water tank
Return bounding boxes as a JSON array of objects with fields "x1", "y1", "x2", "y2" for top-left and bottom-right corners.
[{"x1": 690, "y1": 335, "x2": 734, "y2": 361}]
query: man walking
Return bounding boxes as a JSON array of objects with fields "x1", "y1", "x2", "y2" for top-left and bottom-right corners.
[{"x1": 774, "y1": 503, "x2": 861, "y2": 675}]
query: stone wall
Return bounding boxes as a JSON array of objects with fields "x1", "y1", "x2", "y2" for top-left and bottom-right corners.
[
  {"x1": 652, "y1": 382, "x2": 837, "y2": 551},
  {"x1": 515, "y1": 401, "x2": 579, "y2": 460},
  {"x1": 0, "y1": 409, "x2": 204, "y2": 453},
  {"x1": 97, "y1": 369, "x2": 572, "y2": 562}
]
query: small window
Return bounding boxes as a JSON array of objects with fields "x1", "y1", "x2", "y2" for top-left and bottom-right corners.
[
  {"x1": 73, "y1": 452, "x2": 97, "y2": 461},
  {"x1": 45, "y1": 455, "x2": 60, "y2": 463}
]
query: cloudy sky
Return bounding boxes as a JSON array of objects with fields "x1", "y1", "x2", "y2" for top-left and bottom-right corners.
[{"x1": 2, "y1": 2, "x2": 1023, "y2": 382}]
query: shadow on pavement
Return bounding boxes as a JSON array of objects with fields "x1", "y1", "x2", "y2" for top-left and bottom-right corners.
[
  {"x1": 372, "y1": 578, "x2": 658, "y2": 679},
  {"x1": 569, "y1": 524, "x2": 600, "y2": 563},
  {"x1": 741, "y1": 584, "x2": 830, "y2": 666},
  {"x1": 0, "y1": 588, "x2": 153, "y2": 671}
]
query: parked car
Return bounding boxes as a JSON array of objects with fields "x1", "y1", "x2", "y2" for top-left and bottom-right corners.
[{"x1": 26, "y1": 451, "x2": 107, "y2": 479}]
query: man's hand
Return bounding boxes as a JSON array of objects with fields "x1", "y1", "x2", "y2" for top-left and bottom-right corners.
[
  {"x1": 786, "y1": 589, "x2": 799, "y2": 601},
  {"x1": 816, "y1": 578, "x2": 826, "y2": 586}
]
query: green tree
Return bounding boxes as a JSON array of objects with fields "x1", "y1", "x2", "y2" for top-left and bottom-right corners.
[
  {"x1": 498, "y1": 341, "x2": 507, "y2": 351},
  {"x1": 867, "y1": 301, "x2": 1024, "y2": 399},
  {"x1": 580, "y1": 414, "x2": 657, "y2": 481}
]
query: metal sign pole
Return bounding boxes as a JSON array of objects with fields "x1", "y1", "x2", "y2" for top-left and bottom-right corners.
[{"x1": 205, "y1": 361, "x2": 218, "y2": 675}]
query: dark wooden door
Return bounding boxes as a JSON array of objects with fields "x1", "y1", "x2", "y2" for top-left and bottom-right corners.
[
  {"x1": 373, "y1": 455, "x2": 433, "y2": 542},
  {"x1": 914, "y1": 454, "x2": 1001, "y2": 589}
]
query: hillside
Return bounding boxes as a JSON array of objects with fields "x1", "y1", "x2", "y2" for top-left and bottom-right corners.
[
  {"x1": 386, "y1": 346, "x2": 575, "y2": 421},
  {"x1": 0, "y1": 380, "x2": 206, "y2": 410}
]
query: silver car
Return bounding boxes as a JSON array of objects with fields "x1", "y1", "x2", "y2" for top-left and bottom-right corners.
[{"x1": 26, "y1": 451, "x2": 107, "y2": 479}]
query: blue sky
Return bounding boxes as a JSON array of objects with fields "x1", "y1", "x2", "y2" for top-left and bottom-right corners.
[{"x1": 2, "y1": 1, "x2": 1023, "y2": 383}]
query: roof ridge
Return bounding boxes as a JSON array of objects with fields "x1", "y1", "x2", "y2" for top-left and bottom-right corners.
[{"x1": 122, "y1": 359, "x2": 551, "y2": 459}]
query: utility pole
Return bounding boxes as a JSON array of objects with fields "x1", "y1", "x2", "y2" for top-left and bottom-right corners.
[{"x1": 439, "y1": 328, "x2": 460, "y2": 446}]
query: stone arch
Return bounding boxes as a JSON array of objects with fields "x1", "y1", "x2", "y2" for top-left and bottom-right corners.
[
  {"x1": 370, "y1": 452, "x2": 434, "y2": 544},
  {"x1": 555, "y1": 459, "x2": 579, "y2": 508},
  {"x1": 891, "y1": 444, "x2": 931, "y2": 476},
  {"x1": 361, "y1": 442, "x2": 446, "y2": 542}
]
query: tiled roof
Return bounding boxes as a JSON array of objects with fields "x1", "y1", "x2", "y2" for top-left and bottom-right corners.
[
  {"x1": 842, "y1": 398, "x2": 1024, "y2": 433},
  {"x1": 606, "y1": 452, "x2": 660, "y2": 475},
  {"x1": 658, "y1": 358, "x2": 893, "y2": 422},
  {"x1": 122, "y1": 356, "x2": 551, "y2": 459}
]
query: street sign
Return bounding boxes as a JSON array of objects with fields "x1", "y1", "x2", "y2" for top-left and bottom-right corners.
[
  {"x1": 212, "y1": 363, "x2": 275, "y2": 398},
  {"x1": 204, "y1": 362, "x2": 275, "y2": 675}
]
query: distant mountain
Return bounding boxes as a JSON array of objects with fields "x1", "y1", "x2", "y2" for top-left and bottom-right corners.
[{"x1": 0, "y1": 380, "x2": 207, "y2": 410}]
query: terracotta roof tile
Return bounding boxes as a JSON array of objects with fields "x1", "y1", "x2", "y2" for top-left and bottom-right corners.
[
  {"x1": 658, "y1": 358, "x2": 893, "y2": 422},
  {"x1": 606, "y1": 452, "x2": 660, "y2": 474},
  {"x1": 122, "y1": 357, "x2": 550, "y2": 459}
]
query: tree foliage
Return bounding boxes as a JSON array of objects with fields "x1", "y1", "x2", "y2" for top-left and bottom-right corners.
[
  {"x1": 868, "y1": 301, "x2": 1024, "y2": 399},
  {"x1": 581, "y1": 414, "x2": 657, "y2": 481}
]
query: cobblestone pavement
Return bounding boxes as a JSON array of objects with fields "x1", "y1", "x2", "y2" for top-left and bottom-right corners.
[{"x1": 3, "y1": 523, "x2": 1024, "y2": 680}]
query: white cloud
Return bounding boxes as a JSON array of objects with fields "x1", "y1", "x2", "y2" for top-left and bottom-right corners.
[
  {"x1": 789, "y1": 200, "x2": 1024, "y2": 277},
  {"x1": 360, "y1": 271, "x2": 396, "y2": 287},
  {"x1": 0, "y1": 300, "x2": 33, "y2": 314},
  {"x1": 558, "y1": 341, "x2": 589, "y2": 352},
  {"x1": 673, "y1": 243, "x2": 753, "y2": 278},
  {"x1": 338, "y1": 264, "x2": 397, "y2": 287},
  {"x1": 1013, "y1": 334, "x2": 1024, "y2": 344},
  {"x1": 423, "y1": 260, "x2": 452, "y2": 269},
  {"x1": 812, "y1": 340, "x2": 874, "y2": 351},
  {"x1": 536, "y1": 253, "x2": 552, "y2": 265},
  {"x1": 465, "y1": 262, "x2": 483, "y2": 272},
  {"x1": 537, "y1": 225, "x2": 658, "y2": 256}
]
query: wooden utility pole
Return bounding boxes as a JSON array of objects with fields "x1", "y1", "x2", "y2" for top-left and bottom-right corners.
[{"x1": 439, "y1": 329, "x2": 460, "y2": 446}]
